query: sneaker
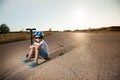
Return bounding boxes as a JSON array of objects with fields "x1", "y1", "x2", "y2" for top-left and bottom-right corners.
[
  {"x1": 28, "y1": 62, "x2": 38, "y2": 68},
  {"x1": 21, "y1": 58, "x2": 29, "y2": 63}
]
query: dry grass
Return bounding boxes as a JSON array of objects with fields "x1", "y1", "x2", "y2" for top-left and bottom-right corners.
[
  {"x1": 0, "y1": 32, "x2": 30, "y2": 44},
  {"x1": 0, "y1": 31, "x2": 52, "y2": 44}
]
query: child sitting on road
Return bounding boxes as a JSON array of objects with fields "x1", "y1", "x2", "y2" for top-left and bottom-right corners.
[{"x1": 22, "y1": 31, "x2": 49, "y2": 67}]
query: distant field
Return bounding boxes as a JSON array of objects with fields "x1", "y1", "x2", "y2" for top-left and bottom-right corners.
[{"x1": 0, "y1": 31, "x2": 52, "y2": 44}]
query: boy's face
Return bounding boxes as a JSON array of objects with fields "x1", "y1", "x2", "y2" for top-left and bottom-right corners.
[{"x1": 35, "y1": 37, "x2": 41, "y2": 42}]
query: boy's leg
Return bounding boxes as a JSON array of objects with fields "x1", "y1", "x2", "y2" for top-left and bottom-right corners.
[
  {"x1": 28, "y1": 48, "x2": 34, "y2": 60},
  {"x1": 34, "y1": 45, "x2": 40, "y2": 63},
  {"x1": 28, "y1": 45, "x2": 40, "y2": 67},
  {"x1": 22, "y1": 45, "x2": 35, "y2": 63},
  {"x1": 22, "y1": 48, "x2": 35, "y2": 63}
]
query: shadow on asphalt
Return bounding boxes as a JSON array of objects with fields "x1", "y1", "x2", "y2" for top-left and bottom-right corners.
[{"x1": 36, "y1": 44, "x2": 77, "y2": 67}]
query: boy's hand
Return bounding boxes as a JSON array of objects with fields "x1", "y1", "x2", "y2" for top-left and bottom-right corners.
[{"x1": 29, "y1": 45, "x2": 35, "y2": 49}]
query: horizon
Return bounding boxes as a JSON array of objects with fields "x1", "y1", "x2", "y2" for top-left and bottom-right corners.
[
  {"x1": 0, "y1": 0, "x2": 120, "y2": 31},
  {"x1": 7, "y1": 26, "x2": 120, "y2": 32}
]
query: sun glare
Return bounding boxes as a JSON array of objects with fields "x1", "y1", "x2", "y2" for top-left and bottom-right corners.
[
  {"x1": 71, "y1": 9, "x2": 89, "y2": 30},
  {"x1": 74, "y1": 10, "x2": 86, "y2": 20}
]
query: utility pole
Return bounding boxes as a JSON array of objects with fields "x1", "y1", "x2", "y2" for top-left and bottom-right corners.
[{"x1": 26, "y1": 28, "x2": 36, "y2": 45}]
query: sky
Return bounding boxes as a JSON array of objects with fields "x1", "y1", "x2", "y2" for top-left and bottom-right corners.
[{"x1": 0, "y1": 0, "x2": 120, "y2": 31}]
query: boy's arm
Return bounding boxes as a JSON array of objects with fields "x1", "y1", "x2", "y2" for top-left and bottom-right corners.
[{"x1": 34, "y1": 44, "x2": 43, "y2": 49}]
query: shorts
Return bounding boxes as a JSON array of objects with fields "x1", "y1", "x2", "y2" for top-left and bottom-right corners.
[
  {"x1": 26, "y1": 48, "x2": 48, "y2": 59},
  {"x1": 39, "y1": 48, "x2": 48, "y2": 58}
]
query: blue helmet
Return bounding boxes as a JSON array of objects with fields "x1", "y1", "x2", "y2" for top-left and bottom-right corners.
[{"x1": 34, "y1": 31, "x2": 44, "y2": 37}]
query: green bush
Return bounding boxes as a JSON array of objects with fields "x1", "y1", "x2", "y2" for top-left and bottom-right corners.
[{"x1": 0, "y1": 24, "x2": 10, "y2": 34}]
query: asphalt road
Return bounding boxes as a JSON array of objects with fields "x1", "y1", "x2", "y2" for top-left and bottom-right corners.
[{"x1": 0, "y1": 32, "x2": 120, "y2": 80}]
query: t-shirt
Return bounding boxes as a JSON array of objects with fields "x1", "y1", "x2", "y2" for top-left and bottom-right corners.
[{"x1": 34, "y1": 40, "x2": 48, "y2": 53}]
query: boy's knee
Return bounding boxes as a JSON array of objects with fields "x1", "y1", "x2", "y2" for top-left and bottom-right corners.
[
  {"x1": 34, "y1": 45, "x2": 40, "y2": 50},
  {"x1": 30, "y1": 47, "x2": 35, "y2": 51}
]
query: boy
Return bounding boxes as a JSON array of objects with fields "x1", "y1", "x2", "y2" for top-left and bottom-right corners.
[{"x1": 22, "y1": 31, "x2": 49, "y2": 67}]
